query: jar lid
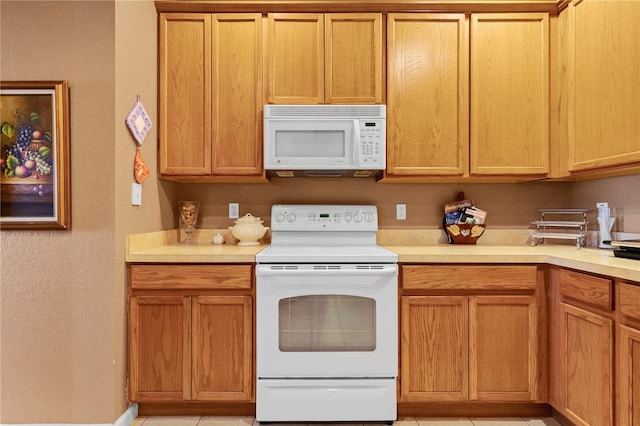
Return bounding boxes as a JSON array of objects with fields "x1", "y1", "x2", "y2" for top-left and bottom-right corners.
[{"x1": 234, "y1": 213, "x2": 263, "y2": 224}]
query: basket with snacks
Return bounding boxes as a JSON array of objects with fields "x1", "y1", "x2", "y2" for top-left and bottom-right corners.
[{"x1": 443, "y1": 192, "x2": 487, "y2": 245}]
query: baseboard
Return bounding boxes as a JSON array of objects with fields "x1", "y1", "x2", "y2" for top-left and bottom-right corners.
[
  {"x1": 114, "y1": 403, "x2": 138, "y2": 426},
  {"x1": 0, "y1": 402, "x2": 138, "y2": 426},
  {"x1": 137, "y1": 402, "x2": 255, "y2": 417},
  {"x1": 398, "y1": 401, "x2": 551, "y2": 418}
]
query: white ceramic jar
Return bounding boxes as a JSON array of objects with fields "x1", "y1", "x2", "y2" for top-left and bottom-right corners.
[{"x1": 228, "y1": 213, "x2": 269, "y2": 246}]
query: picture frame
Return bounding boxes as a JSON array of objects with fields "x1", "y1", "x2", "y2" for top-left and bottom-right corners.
[{"x1": 0, "y1": 81, "x2": 70, "y2": 230}]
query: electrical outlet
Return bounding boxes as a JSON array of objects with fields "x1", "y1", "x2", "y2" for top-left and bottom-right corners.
[
  {"x1": 396, "y1": 204, "x2": 406, "y2": 220},
  {"x1": 131, "y1": 183, "x2": 142, "y2": 206},
  {"x1": 229, "y1": 203, "x2": 239, "y2": 219}
]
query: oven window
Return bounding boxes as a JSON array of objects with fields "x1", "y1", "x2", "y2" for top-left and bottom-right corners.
[{"x1": 278, "y1": 295, "x2": 376, "y2": 352}]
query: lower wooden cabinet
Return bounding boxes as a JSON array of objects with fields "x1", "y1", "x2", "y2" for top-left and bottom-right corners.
[
  {"x1": 400, "y1": 265, "x2": 544, "y2": 403},
  {"x1": 471, "y1": 295, "x2": 539, "y2": 401},
  {"x1": 561, "y1": 303, "x2": 613, "y2": 426},
  {"x1": 191, "y1": 295, "x2": 252, "y2": 401},
  {"x1": 548, "y1": 267, "x2": 614, "y2": 426},
  {"x1": 618, "y1": 324, "x2": 640, "y2": 426},
  {"x1": 128, "y1": 264, "x2": 254, "y2": 403},
  {"x1": 401, "y1": 296, "x2": 468, "y2": 401},
  {"x1": 129, "y1": 295, "x2": 191, "y2": 401},
  {"x1": 125, "y1": 260, "x2": 639, "y2": 422},
  {"x1": 617, "y1": 282, "x2": 640, "y2": 426}
]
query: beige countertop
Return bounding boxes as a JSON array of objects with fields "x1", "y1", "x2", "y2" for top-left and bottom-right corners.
[
  {"x1": 386, "y1": 244, "x2": 639, "y2": 282},
  {"x1": 126, "y1": 229, "x2": 639, "y2": 282},
  {"x1": 126, "y1": 229, "x2": 266, "y2": 263}
]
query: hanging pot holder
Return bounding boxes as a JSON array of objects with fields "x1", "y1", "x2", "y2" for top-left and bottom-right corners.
[
  {"x1": 126, "y1": 95, "x2": 152, "y2": 145},
  {"x1": 134, "y1": 147, "x2": 150, "y2": 183}
]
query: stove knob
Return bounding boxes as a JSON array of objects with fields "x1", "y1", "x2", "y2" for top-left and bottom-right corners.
[
  {"x1": 364, "y1": 212, "x2": 375, "y2": 223},
  {"x1": 354, "y1": 213, "x2": 363, "y2": 223},
  {"x1": 275, "y1": 212, "x2": 285, "y2": 223},
  {"x1": 286, "y1": 212, "x2": 296, "y2": 223},
  {"x1": 344, "y1": 212, "x2": 353, "y2": 222}
]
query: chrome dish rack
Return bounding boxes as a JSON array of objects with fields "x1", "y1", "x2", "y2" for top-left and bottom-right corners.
[{"x1": 531, "y1": 208, "x2": 589, "y2": 249}]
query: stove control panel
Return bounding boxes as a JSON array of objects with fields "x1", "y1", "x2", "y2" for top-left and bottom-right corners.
[{"x1": 270, "y1": 204, "x2": 379, "y2": 232}]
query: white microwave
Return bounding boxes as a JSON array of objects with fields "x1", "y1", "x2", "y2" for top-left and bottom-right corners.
[{"x1": 263, "y1": 105, "x2": 386, "y2": 178}]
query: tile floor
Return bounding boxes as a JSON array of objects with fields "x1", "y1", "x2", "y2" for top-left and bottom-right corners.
[{"x1": 132, "y1": 416, "x2": 563, "y2": 426}]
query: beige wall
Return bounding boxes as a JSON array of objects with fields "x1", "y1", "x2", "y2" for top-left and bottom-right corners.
[
  {"x1": 0, "y1": 1, "x2": 638, "y2": 424},
  {"x1": 177, "y1": 180, "x2": 571, "y2": 229},
  {"x1": 114, "y1": 0, "x2": 178, "y2": 422},
  {"x1": 569, "y1": 174, "x2": 640, "y2": 234},
  {"x1": 0, "y1": 0, "x2": 171, "y2": 423},
  {"x1": 173, "y1": 174, "x2": 639, "y2": 235}
]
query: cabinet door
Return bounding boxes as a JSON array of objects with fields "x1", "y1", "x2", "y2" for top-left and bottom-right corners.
[
  {"x1": 470, "y1": 295, "x2": 539, "y2": 401},
  {"x1": 400, "y1": 296, "x2": 468, "y2": 401},
  {"x1": 192, "y1": 295, "x2": 253, "y2": 401},
  {"x1": 159, "y1": 13, "x2": 212, "y2": 175},
  {"x1": 568, "y1": 0, "x2": 640, "y2": 171},
  {"x1": 325, "y1": 13, "x2": 382, "y2": 104},
  {"x1": 212, "y1": 14, "x2": 263, "y2": 176},
  {"x1": 618, "y1": 324, "x2": 640, "y2": 426},
  {"x1": 129, "y1": 296, "x2": 191, "y2": 402},
  {"x1": 470, "y1": 13, "x2": 549, "y2": 176},
  {"x1": 387, "y1": 13, "x2": 468, "y2": 176},
  {"x1": 267, "y1": 13, "x2": 324, "y2": 104},
  {"x1": 548, "y1": 267, "x2": 565, "y2": 410},
  {"x1": 562, "y1": 303, "x2": 613, "y2": 426}
]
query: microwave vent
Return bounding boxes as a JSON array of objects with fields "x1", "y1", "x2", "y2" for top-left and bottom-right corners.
[{"x1": 265, "y1": 104, "x2": 386, "y2": 118}]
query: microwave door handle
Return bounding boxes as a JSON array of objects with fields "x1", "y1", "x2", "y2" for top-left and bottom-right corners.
[{"x1": 352, "y1": 120, "x2": 361, "y2": 166}]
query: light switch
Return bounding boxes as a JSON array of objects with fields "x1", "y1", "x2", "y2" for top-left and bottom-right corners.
[
  {"x1": 132, "y1": 183, "x2": 142, "y2": 206},
  {"x1": 229, "y1": 203, "x2": 239, "y2": 219}
]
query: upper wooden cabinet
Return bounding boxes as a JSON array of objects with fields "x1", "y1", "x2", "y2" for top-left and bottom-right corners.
[
  {"x1": 267, "y1": 13, "x2": 383, "y2": 104},
  {"x1": 159, "y1": 13, "x2": 265, "y2": 180},
  {"x1": 386, "y1": 13, "x2": 469, "y2": 176},
  {"x1": 565, "y1": 0, "x2": 640, "y2": 173},
  {"x1": 470, "y1": 13, "x2": 550, "y2": 176},
  {"x1": 386, "y1": 12, "x2": 550, "y2": 179}
]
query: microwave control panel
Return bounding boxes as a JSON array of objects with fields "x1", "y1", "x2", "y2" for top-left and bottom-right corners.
[{"x1": 359, "y1": 120, "x2": 385, "y2": 166}]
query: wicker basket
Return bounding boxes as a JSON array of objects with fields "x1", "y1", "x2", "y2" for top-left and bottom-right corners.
[{"x1": 445, "y1": 223, "x2": 486, "y2": 245}]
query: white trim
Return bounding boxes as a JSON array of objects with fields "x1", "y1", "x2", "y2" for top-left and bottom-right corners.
[
  {"x1": 1, "y1": 402, "x2": 138, "y2": 426},
  {"x1": 114, "y1": 403, "x2": 138, "y2": 426}
]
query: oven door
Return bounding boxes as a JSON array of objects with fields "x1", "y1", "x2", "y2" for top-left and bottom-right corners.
[{"x1": 256, "y1": 263, "x2": 398, "y2": 378}]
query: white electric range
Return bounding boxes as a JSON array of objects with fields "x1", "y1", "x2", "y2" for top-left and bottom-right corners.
[{"x1": 255, "y1": 204, "x2": 398, "y2": 424}]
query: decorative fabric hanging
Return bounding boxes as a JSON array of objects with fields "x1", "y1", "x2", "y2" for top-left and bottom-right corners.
[
  {"x1": 126, "y1": 95, "x2": 152, "y2": 183},
  {"x1": 134, "y1": 147, "x2": 150, "y2": 184},
  {"x1": 126, "y1": 95, "x2": 152, "y2": 144}
]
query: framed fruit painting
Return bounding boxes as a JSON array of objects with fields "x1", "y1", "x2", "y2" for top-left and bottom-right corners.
[{"x1": 0, "y1": 81, "x2": 70, "y2": 230}]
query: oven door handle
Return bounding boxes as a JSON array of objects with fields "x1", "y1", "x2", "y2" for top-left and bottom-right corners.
[{"x1": 256, "y1": 265, "x2": 398, "y2": 276}]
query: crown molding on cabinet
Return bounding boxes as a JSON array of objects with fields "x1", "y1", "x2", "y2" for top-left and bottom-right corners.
[
  {"x1": 155, "y1": 0, "x2": 563, "y2": 14},
  {"x1": 556, "y1": 0, "x2": 570, "y2": 12}
]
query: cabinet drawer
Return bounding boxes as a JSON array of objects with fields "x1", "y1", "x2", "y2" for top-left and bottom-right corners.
[
  {"x1": 619, "y1": 282, "x2": 640, "y2": 321},
  {"x1": 130, "y1": 264, "x2": 253, "y2": 290},
  {"x1": 402, "y1": 265, "x2": 537, "y2": 291},
  {"x1": 559, "y1": 269, "x2": 612, "y2": 311}
]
